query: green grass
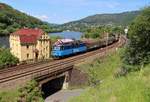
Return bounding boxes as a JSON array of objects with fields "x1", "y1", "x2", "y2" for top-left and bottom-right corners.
[
  {"x1": 0, "y1": 90, "x2": 19, "y2": 102},
  {"x1": 70, "y1": 49, "x2": 150, "y2": 102},
  {"x1": 0, "y1": 80, "x2": 44, "y2": 102},
  {"x1": 76, "y1": 49, "x2": 122, "y2": 83}
]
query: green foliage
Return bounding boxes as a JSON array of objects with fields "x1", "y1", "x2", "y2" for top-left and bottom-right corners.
[
  {"x1": 123, "y1": 7, "x2": 150, "y2": 67},
  {"x1": 17, "y1": 80, "x2": 44, "y2": 102},
  {"x1": 0, "y1": 90, "x2": 19, "y2": 102},
  {"x1": 83, "y1": 27, "x2": 102, "y2": 39},
  {"x1": 70, "y1": 49, "x2": 150, "y2": 102},
  {"x1": 81, "y1": 11, "x2": 140, "y2": 26},
  {"x1": 82, "y1": 26, "x2": 123, "y2": 39},
  {"x1": 0, "y1": 3, "x2": 57, "y2": 35},
  {"x1": 61, "y1": 11, "x2": 140, "y2": 31},
  {"x1": 0, "y1": 80, "x2": 44, "y2": 102},
  {"x1": 77, "y1": 49, "x2": 122, "y2": 86},
  {"x1": 88, "y1": 68, "x2": 99, "y2": 86},
  {"x1": 0, "y1": 48, "x2": 19, "y2": 68}
]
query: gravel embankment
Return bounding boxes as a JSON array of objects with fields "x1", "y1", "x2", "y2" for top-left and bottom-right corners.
[{"x1": 45, "y1": 89, "x2": 84, "y2": 102}]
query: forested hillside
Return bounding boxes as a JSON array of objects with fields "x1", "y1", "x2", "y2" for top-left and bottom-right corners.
[
  {"x1": 0, "y1": 3, "x2": 56, "y2": 35},
  {"x1": 78, "y1": 11, "x2": 139, "y2": 25},
  {"x1": 61, "y1": 11, "x2": 140, "y2": 31}
]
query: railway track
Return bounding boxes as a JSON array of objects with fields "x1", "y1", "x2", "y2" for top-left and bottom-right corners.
[
  {"x1": 0, "y1": 36, "x2": 126, "y2": 84},
  {"x1": 0, "y1": 61, "x2": 52, "y2": 74}
]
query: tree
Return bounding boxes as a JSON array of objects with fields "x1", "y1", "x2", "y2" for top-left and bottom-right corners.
[
  {"x1": 0, "y1": 48, "x2": 19, "y2": 68},
  {"x1": 18, "y1": 80, "x2": 44, "y2": 102},
  {"x1": 0, "y1": 3, "x2": 56, "y2": 36},
  {"x1": 82, "y1": 25, "x2": 122, "y2": 39},
  {"x1": 123, "y1": 7, "x2": 150, "y2": 66},
  {"x1": 112, "y1": 26, "x2": 124, "y2": 35}
]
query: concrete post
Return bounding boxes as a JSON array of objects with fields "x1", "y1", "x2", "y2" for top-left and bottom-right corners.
[{"x1": 62, "y1": 72, "x2": 69, "y2": 90}]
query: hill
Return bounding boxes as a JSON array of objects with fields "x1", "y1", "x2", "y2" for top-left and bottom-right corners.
[
  {"x1": 0, "y1": 3, "x2": 56, "y2": 35},
  {"x1": 60, "y1": 11, "x2": 140, "y2": 31}
]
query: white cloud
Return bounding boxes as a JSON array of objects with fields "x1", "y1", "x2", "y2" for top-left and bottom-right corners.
[
  {"x1": 40, "y1": 15, "x2": 49, "y2": 20},
  {"x1": 34, "y1": 15, "x2": 49, "y2": 21}
]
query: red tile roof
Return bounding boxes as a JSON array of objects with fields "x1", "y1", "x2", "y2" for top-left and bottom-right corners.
[
  {"x1": 20, "y1": 35, "x2": 38, "y2": 44},
  {"x1": 12, "y1": 28, "x2": 44, "y2": 44}
]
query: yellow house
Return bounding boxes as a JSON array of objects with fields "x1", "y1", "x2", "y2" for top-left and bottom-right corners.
[{"x1": 9, "y1": 28, "x2": 51, "y2": 61}]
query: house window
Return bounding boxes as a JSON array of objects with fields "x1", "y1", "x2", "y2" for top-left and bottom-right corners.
[
  {"x1": 27, "y1": 53, "x2": 29, "y2": 59},
  {"x1": 26, "y1": 45, "x2": 29, "y2": 49}
]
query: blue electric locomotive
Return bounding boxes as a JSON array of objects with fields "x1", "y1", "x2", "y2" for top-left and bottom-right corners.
[
  {"x1": 52, "y1": 36, "x2": 118, "y2": 58},
  {"x1": 52, "y1": 39, "x2": 87, "y2": 58}
]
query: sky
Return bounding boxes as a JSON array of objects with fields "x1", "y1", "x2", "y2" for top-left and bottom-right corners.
[{"x1": 0, "y1": 0, "x2": 149, "y2": 24}]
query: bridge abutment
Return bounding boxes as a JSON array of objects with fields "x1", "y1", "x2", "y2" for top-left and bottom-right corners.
[
  {"x1": 62, "y1": 71, "x2": 70, "y2": 90},
  {"x1": 39, "y1": 70, "x2": 72, "y2": 98}
]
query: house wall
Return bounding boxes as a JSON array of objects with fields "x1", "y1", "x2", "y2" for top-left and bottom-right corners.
[
  {"x1": 37, "y1": 33, "x2": 51, "y2": 59},
  {"x1": 20, "y1": 44, "x2": 35, "y2": 61},
  {"x1": 9, "y1": 32, "x2": 51, "y2": 62},
  {"x1": 9, "y1": 35, "x2": 22, "y2": 60}
]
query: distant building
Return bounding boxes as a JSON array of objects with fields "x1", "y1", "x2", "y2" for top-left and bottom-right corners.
[{"x1": 9, "y1": 28, "x2": 51, "y2": 61}]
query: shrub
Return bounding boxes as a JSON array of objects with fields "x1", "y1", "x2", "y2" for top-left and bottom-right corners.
[
  {"x1": 18, "y1": 80, "x2": 44, "y2": 102},
  {"x1": 0, "y1": 48, "x2": 19, "y2": 69},
  {"x1": 123, "y1": 7, "x2": 150, "y2": 67}
]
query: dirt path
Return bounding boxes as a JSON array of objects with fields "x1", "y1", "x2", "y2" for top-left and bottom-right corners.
[{"x1": 45, "y1": 89, "x2": 84, "y2": 102}]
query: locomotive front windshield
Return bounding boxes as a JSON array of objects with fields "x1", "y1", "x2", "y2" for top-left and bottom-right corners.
[{"x1": 53, "y1": 46, "x2": 61, "y2": 50}]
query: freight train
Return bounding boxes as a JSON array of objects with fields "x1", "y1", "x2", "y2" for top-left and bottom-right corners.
[{"x1": 51, "y1": 36, "x2": 119, "y2": 58}]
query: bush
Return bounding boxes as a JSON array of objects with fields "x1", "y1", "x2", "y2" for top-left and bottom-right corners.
[
  {"x1": 0, "y1": 80, "x2": 44, "y2": 102},
  {"x1": 0, "y1": 48, "x2": 19, "y2": 69},
  {"x1": 123, "y1": 7, "x2": 150, "y2": 66},
  {"x1": 18, "y1": 80, "x2": 44, "y2": 102}
]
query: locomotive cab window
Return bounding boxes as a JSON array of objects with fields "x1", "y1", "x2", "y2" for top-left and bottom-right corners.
[
  {"x1": 60, "y1": 46, "x2": 64, "y2": 50},
  {"x1": 53, "y1": 46, "x2": 60, "y2": 50},
  {"x1": 80, "y1": 43, "x2": 85, "y2": 47}
]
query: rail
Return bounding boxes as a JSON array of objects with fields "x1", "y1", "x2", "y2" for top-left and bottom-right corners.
[{"x1": 0, "y1": 36, "x2": 126, "y2": 84}]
